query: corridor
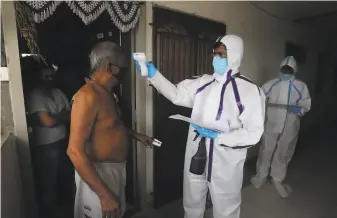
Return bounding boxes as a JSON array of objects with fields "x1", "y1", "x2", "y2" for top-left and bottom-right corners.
[
  {"x1": 132, "y1": 123, "x2": 337, "y2": 218},
  {"x1": 238, "y1": 123, "x2": 337, "y2": 218}
]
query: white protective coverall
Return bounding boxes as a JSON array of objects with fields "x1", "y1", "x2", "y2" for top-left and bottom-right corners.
[
  {"x1": 148, "y1": 35, "x2": 265, "y2": 218},
  {"x1": 252, "y1": 56, "x2": 311, "y2": 195}
]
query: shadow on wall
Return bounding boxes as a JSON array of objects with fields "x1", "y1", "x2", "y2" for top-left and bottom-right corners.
[
  {"x1": 1, "y1": 134, "x2": 25, "y2": 218},
  {"x1": 1, "y1": 82, "x2": 14, "y2": 139},
  {"x1": 1, "y1": 21, "x2": 14, "y2": 137},
  {"x1": 300, "y1": 93, "x2": 337, "y2": 134}
]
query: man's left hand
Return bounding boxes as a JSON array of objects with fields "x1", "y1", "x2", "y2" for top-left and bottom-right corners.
[{"x1": 136, "y1": 134, "x2": 154, "y2": 148}]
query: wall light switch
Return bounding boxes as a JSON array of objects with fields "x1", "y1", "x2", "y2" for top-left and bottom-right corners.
[{"x1": 0, "y1": 67, "x2": 9, "y2": 81}]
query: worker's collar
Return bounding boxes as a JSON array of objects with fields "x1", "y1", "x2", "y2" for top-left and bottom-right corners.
[{"x1": 213, "y1": 68, "x2": 239, "y2": 82}]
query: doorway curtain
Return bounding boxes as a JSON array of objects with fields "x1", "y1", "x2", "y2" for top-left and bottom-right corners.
[{"x1": 21, "y1": 1, "x2": 143, "y2": 33}]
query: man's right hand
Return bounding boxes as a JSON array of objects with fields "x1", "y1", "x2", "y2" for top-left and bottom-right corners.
[
  {"x1": 60, "y1": 108, "x2": 68, "y2": 115},
  {"x1": 57, "y1": 108, "x2": 70, "y2": 122},
  {"x1": 100, "y1": 191, "x2": 120, "y2": 218}
]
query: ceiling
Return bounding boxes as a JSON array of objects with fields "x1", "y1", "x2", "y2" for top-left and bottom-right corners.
[
  {"x1": 252, "y1": 1, "x2": 337, "y2": 37},
  {"x1": 252, "y1": 1, "x2": 337, "y2": 22}
]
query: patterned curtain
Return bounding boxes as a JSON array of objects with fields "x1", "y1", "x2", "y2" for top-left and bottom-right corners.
[
  {"x1": 15, "y1": 1, "x2": 46, "y2": 64},
  {"x1": 23, "y1": 1, "x2": 143, "y2": 33}
]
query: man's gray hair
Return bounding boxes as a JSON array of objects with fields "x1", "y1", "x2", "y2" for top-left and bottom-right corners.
[{"x1": 89, "y1": 41, "x2": 127, "y2": 74}]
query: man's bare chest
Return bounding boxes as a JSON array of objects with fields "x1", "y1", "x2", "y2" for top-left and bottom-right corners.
[{"x1": 96, "y1": 97, "x2": 122, "y2": 128}]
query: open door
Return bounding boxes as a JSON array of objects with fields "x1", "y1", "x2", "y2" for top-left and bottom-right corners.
[
  {"x1": 315, "y1": 51, "x2": 332, "y2": 95},
  {"x1": 152, "y1": 7, "x2": 226, "y2": 208}
]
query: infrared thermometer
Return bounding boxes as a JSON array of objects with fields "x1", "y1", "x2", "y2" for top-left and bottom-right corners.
[{"x1": 132, "y1": 53, "x2": 148, "y2": 77}]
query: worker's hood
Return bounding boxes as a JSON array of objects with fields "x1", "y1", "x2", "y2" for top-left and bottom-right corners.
[
  {"x1": 280, "y1": 56, "x2": 297, "y2": 74},
  {"x1": 218, "y1": 35, "x2": 244, "y2": 72}
]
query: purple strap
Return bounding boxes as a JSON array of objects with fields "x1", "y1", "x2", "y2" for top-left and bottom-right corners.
[
  {"x1": 216, "y1": 71, "x2": 244, "y2": 120},
  {"x1": 207, "y1": 139, "x2": 214, "y2": 182},
  {"x1": 231, "y1": 79, "x2": 244, "y2": 114},
  {"x1": 226, "y1": 70, "x2": 233, "y2": 80},
  {"x1": 196, "y1": 79, "x2": 215, "y2": 94},
  {"x1": 215, "y1": 70, "x2": 232, "y2": 120},
  {"x1": 216, "y1": 78, "x2": 231, "y2": 120}
]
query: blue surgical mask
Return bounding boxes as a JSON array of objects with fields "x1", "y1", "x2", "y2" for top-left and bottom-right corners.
[
  {"x1": 213, "y1": 58, "x2": 228, "y2": 75},
  {"x1": 280, "y1": 74, "x2": 293, "y2": 81}
]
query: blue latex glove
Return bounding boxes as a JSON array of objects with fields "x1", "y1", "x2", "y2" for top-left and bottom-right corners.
[
  {"x1": 134, "y1": 61, "x2": 157, "y2": 78},
  {"x1": 191, "y1": 124, "x2": 218, "y2": 140},
  {"x1": 288, "y1": 106, "x2": 301, "y2": 114}
]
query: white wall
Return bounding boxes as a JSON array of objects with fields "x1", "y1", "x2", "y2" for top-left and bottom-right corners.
[
  {"x1": 1, "y1": 134, "x2": 25, "y2": 218},
  {"x1": 155, "y1": 2, "x2": 336, "y2": 81},
  {"x1": 134, "y1": 4, "x2": 155, "y2": 209}
]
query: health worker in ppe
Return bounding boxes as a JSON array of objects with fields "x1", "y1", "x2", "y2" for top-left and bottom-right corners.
[
  {"x1": 134, "y1": 35, "x2": 265, "y2": 218},
  {"x1": 251, "y1": 56, "x2": 311, "y2": 198}
]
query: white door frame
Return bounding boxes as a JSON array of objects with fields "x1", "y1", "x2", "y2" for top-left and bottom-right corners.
[
  {"x1": 2, "y1": 1, "x2": 38, "y2": 218},
  {"x1": 133, "y1": 2, "x2": 155, "y2": 211}
]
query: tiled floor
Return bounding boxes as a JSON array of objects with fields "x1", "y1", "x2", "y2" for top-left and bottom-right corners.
[{"x1": 132, "y1": 124, "x2": 337, "y2": 218}]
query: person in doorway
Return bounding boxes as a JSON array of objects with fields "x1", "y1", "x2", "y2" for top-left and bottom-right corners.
[
  {"x1": 27, "y1": 66, "x2": 73, "y2": 218},
  {"x1": 134, "y1": 35, "x2": 265, "y2": 218},
  {"x1": 250, "y1": 56, "x2": 311, "y2": 198},
  {"x1": 68, "y1": 41, "x2": 154, "y2": 218}
]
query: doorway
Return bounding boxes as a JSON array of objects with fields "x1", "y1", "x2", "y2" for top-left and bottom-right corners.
[
  {"x1": 18, "y1": 3, "x2": 137, "y2": 215},
  {"x1": 152, "y1": 7, "x2": 226, "y2": 208},
  {"x1": 315, "y1": 51, "x2": 332, "y2": 95}
]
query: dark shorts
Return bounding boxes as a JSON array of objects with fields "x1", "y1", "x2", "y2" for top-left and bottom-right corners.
[{"x1": 31, "y1": 138, "x2": 74, "y2": 218}]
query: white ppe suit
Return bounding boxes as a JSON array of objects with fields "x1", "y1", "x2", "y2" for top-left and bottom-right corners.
[
  {"x1": 253, "y1": 56, "x2": 311, "y2": 189},
  {"x1": 148, "y1": 35, "x2": 265, "y2": 218}
]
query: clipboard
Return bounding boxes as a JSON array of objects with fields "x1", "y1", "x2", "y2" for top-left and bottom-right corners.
[
  {"x1": 268, "y1": 103, "x2": 297, "y2": 109},
  {"x1": 168, "y1": 114, "x2": 223, "y2": 132}
]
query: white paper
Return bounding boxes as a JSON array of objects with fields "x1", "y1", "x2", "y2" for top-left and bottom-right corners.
[{"x1": 169, "y1": 114, "x2": 223, "y2": 132}]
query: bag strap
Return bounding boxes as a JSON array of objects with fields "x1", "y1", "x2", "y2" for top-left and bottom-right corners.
[{"x1": 231, "y1": 78, "x2": 244, "y2": 115}]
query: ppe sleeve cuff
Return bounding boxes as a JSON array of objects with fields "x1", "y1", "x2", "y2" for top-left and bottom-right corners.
[{"x1": 148, "y1": 70, "x2": 160, "y2": 82}]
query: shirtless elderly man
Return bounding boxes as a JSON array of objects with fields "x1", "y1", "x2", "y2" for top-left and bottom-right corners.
[{"x1": 68, "y1": 41, "x2": 153, "y2": 218}]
